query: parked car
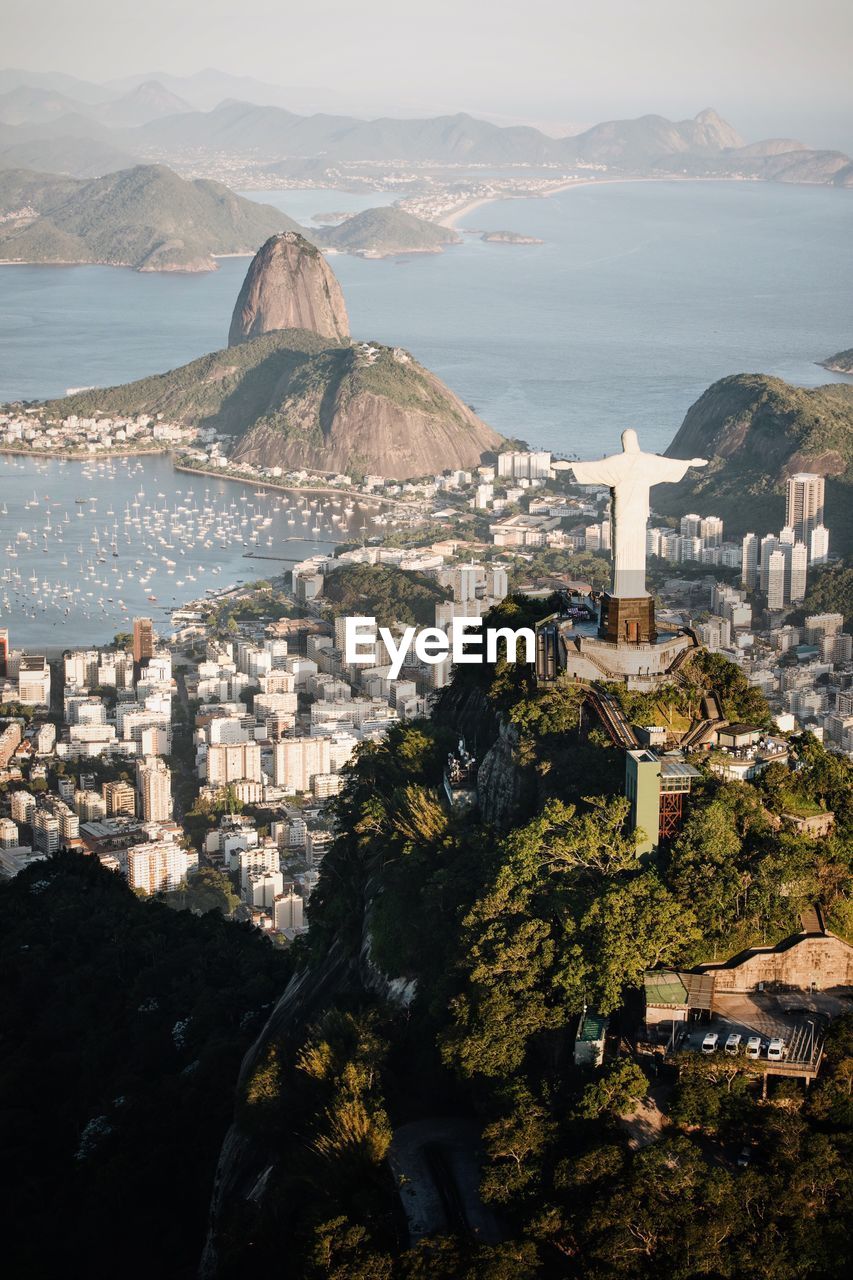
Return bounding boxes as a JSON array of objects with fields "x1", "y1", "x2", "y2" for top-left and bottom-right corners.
[
  {"x1": 767, "y1": 1037, "x2": 786, "y2": 1061},
  {"x1": 745, "y1": 1035, "x2": 762, "y2": 1059},
  {"x1": 736, "y1": 1146, "x2": 752, "y2": 1167},
  {"x1": 725, "y1": 1033, "x2": 742, "y2": 1055},
  {"x1": 701, "y1": 1032, "x2": 719, "y2": 1054}
]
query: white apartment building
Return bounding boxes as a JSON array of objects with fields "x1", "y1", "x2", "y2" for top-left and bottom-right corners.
[
  {"x1": 206, "y1": 741, "x2": 262, "y2": 784},
  {"x1": 273, "y1": 737, "x2": 331, "y2": 791},
  {"x1": 136, "y1": 757, "x2": 173, "y2": 822}
]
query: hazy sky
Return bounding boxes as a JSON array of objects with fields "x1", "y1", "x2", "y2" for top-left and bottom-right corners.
[{"x1": 6, "y1": 0, "x2": 853, "y2": 149}]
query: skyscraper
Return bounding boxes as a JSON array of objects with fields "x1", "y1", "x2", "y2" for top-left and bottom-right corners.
[
  {"x1": 132, "y1": 617, "x2": 155, "y2": 671},
  {"x1": 759, "y1": 535, "x2": 779, "y2": 593},
  {"x1": 766, "y1": 549, "x2": 786, "y2": 611},
  {"x1": 741, "y1": 533, "x2": 758, "y2": 590},
  {"x1": 0, "y1": 627, "x2": 8, "y2": 678},
  {"x1": 788, "y1": 542, "x2": 808, "y2": 604},
  {"x1": 809, "y1": 524, "x2": 830, "y2": 565},
  {"x1": 136, "y1": 756, "x2": 173, "y2": 822},
  {"x1": 785, "y1": 474, "x2": 825, "y2": 546}
]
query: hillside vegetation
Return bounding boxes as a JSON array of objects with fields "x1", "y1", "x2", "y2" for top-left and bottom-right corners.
[
  {"x1": 0, "y1": 853, "x2": 289, "y2": 1279},
  {"x1": 199, "y1": 603, "x2": 853, "y2": 1277},
  {"x1": 321, "y1": 563, "x2": 451, "y2": 628},
  {"x1": 0, "y1": 164, "x2": 303, "y2": 269},
  {"x1": 320, "y1": 206, "x2": 459, "y2": 255},
  {"x1": 658, "y1": 374, "x2": 853, "y2": 551},
  {"x1": 13, "y1": 328, "x2": 504, "y2": 480}
]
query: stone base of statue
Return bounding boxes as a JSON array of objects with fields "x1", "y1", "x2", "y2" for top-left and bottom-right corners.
[
  {"x1": 536, "y1": 595, "x2": 698, "y2": 692},
  {"x1": 598, "y1": 593, "x2": 657, "y2": 645}
]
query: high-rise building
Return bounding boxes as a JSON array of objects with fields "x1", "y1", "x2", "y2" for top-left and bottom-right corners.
[
  {"x1": 126, "y1": 837, "x2": 194, "y2": 895},
  {"x1": 758, "y1": 535, "x2": 779, "y2": 593},
  {"x1": 700, "y1": 515, "x2": 724, "y2": 547},
  {"x1": 766, "y1": 549, "x2": 787, "y2": 611},
  {"x1": 132, "y1": 617, "x2": 155, "y2": 670},
  {"x1": 0, "y1": 817, "x2": 19, "y2": 848},
  {"x1": 136, "y1": 756, "x2": 173, "y2": 822},
  {"x1": 32, "y1": 809, "x2": 61, "y2": 854},
  {"x1": 102, "y1": 780, "x2": 137, "y2": 817},
  {"x1": 679, "y1": 514, "x2": 701, "y2": 538},
  {"x1": 809, "y1": 524, "x2": 830, "y2": 565},
  {"x1": 788, "y1": 542, "x2": 808, "y2": 604},
  {"x1": 741, "y1": 533, "x2": 758, "y2": 590},
  {"x1": 274, "y1": 890, "x2": 304, "y2": 932},
  {"x1": 0, "y1": 627, "x2": 8, "y2": 678},
  {"x1": 786, "y1": 473, "x2": 825, "y2": 546},
  {"x1": 273, "y1": 737, "x2": 331, "y2": 791},
  {"x1": 10, "y1": 791, "x2": 35, "y2": 824},
  {"x1": 0, "y1": 721, "x2": 22, "y2": 768},
  {"x1": 74, "y1": 789, "x2": 106, "y2": 821},
  {"x1": 206, "y1": 741, "x2": 262, "y2": 785},
  {"x1": 804, "y1": 613, "x2": 844, "y2": 646},
  {"x1": 17, "y1": 656, "x2": 51, "y2": 707}
]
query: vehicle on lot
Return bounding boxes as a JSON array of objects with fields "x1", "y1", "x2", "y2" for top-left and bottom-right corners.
[
  {"x1": 737, "y1": 1146, "x2": 752, "y2": 1168},
  {"x1": 767, "y1": 1037, "x2": 786, "y2": 1061},
  {"x1": 701, "y1": 1032, "x2": 719, "y2": 1054},
  {"x1": 746, "y1": 1036, "x2": 762, "y2": 1059},
  {"x1": 725, "y1": 1033, "x2": 742, "y2": 1055}
]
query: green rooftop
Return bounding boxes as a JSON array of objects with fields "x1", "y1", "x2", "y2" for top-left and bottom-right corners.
[
  {"x1": 577, "y1": 1011, "x2": 608, "y2": 1042},
  {"x1": 644, "y1": 970, "x2": 688, "y2": 1006}
]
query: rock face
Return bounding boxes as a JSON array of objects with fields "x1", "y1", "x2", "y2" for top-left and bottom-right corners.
[
  {"x1": 230, "y1": 339, "x2": 504, "y2": 479},
  {"x1": 228, "y1": 231, "x2": 349, "y2": 345}
]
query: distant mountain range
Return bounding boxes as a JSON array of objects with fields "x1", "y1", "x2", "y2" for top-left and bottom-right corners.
[{"x1": 0, "y1": 68, "x2": 850, "y2": 188}]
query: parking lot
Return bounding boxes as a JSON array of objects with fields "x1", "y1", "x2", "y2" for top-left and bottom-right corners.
[{"x1": 664, "y1": 989, "x2": 851, "y2": 1065}]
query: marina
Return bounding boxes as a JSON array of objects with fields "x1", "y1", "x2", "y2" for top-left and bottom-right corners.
[{"x1": 0, "y1": 452, "x2": 394, "y2": 646}]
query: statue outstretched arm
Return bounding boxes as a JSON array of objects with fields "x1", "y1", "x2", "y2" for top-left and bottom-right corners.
[
  {"x1": 570, "y1": 459, "x2": 620, "y2": 487},
  {"x1": 650, "y1": 455, "x2": 708, "y2": 484}
]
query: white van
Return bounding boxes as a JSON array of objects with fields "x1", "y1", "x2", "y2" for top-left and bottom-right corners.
[
  {"x1": 767, "y1": 1037, "x2": 786, "y2": 1061},
  {"x1": 701, "y1": 1032, "x2": 719, "y2": 1054},
  {"x1": 724, "y1": 1033, "x2": 742, "y2": 1055},
  {"x1": 745, "y1": 1036, "x2": 762, "y2": 1059}
]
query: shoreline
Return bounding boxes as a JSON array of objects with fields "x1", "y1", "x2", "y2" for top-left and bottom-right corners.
[
  {"x1": 0, "y1": 446, "x2": 428, "y2": 513},
  {"x1": 437, "y1": 172, "x2": 848, "y2": 230},
  {"x1": 172, "y1": 460, "x2": 426, "y2": 514},
  {"x1": 0, "y1": 444, "x2": 171, "y2": 460}
]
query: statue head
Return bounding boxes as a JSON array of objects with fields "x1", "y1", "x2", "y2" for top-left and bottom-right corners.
[{"x1": 621, "y1": 428, "x2": 640, "y2": 453}]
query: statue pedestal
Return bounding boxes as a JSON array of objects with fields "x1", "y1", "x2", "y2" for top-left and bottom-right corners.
[{"x1": 598, "y1": 594, "x2": 657, "y2": 645}]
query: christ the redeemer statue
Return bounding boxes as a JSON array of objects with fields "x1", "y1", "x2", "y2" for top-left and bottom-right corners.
[{"x1": 571, "y1": 430, "x2": 707, "y2": 598}]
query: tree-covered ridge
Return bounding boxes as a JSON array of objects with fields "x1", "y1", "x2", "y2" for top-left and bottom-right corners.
[
  {"x1": 0, "y1": 164, "x2": 305, "y2": 270},
  {"x1": 794, "y1": 561, "x2": 853, "y2": 630},
  {"x1": 319, "y1": 207, "x2": 460, "y2": 255},
  {"x1": 0, "y1": 852, "x2": 290, "y2": 1279},
  {"x1": 209, "y1": 620, "x2": 853, "y2": 1276},
  {"x1": 320, "y1": 562, "x2": 452, "y2": 629},
  {"x1": 657, "y1": 374, "x2": 853, "y2": 552}
]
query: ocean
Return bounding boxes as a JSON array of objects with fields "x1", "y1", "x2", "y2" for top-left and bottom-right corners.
[{"x1": 0, "y1": 178, "x2": 851, "y2": 644}]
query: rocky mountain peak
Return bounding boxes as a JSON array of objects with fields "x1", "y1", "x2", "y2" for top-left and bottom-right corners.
[{"x1": 228, "y1": 231, "x2": 350, "y2": 347}]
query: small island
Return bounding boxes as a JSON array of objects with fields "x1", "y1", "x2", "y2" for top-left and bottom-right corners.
[
  {"x1": 481, "y1": 229, "x2": 544, "y2": 245},
  {"x1": 820, "y1": 347, "x2": 853, "y2": 374}
]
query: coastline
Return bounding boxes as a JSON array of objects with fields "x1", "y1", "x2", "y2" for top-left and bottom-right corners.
[
  {"x1": 0, "y1": 445, "x2": 427, "y2": 513},
  {"x1": 0, "y1": 444, "x2": 171, "y2": 460},
  {"x1": 436, "y1": 172, "x2": 830, "y2": 230},
  {"x1": 172, "y1": 460, "x2": 426, "y2": 514}
]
